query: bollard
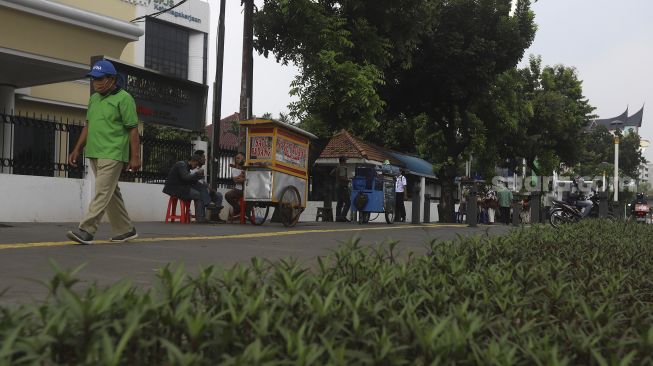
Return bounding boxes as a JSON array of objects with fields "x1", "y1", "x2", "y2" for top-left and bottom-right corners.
[
  {"x1": 530, "y1": 192, "x2": 541, "y2": 224},
  {"x1": 467, "y1": 185, "x2": 478, "y2": 227},
  {"x1": 423, "y1": 194, "x2": 431, "y2": 223},
  {"x1": 512, "y1": 200, "x2": 521, "y2": 226},
  {"x1": 411, "y1": 181, "x2": 421, "y2": 224},
  {"x1": 324, "y1": 185, "x2": 334, "y2": 222},
  {"x1": 598, "y1": 191, "x2": 608, "y2": 218}
]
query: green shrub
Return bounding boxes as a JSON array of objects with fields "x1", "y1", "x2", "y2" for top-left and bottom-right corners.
[{"x1": 2, "y1": 220, "x2": 653, "y2": 365}]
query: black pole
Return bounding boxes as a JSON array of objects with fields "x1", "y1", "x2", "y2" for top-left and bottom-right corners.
[
  {"x1": 411, "y1": 181, "x2": 421, "y2": 224},
  {"x1": 210, "y1": 0, "x2": 226, "y2": 191},
  {"x1": 239, "y1": 0, "x2": 254, "y2": 123},
  {"x1": 467, "y1": 184, "x2": 478, "y2": 227}
]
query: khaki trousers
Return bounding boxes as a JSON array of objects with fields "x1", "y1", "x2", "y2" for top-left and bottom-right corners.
[{"x1": 79, "y1": 158, "x2": 133, "y2": 235}]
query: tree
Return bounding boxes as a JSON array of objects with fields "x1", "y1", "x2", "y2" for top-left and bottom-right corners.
[
  {"x1": 506, "y1": 57, "x2": 595, "y2": 176},
  {"x1": 387, "y1": 0, "x2": 537, "y2": 221},
  {"x1": 618, "y1": 131, "x2": 646, "y2": 180},
  {"x1": 254, "y1": 0, "x2": 537, "y2": 222},
  {"x1": 576, "y1": 126, "x2": 614, "y2": 178},
  {"x1": 254, "y1": 0, "x2": 432, "y2": 137}
]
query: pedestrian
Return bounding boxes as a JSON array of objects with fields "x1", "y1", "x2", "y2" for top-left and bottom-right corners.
[
  {"x1": 497, "y1": 181, "x2": 513, "y2": 225},
  {"x1": 395, "y1": 169, "x2": 407, "y2": 222},
  {"x1": 485, "y1": 187, "x2": 498, "y2": 224},
  {"x1": 66, "y1": 60, "x2": 140, "y2": 245},
  {"x1": 478, "y1": 191, "x2": 487, "y2": 224},
  {"x1": 163, "y1": 155, "x2": 211, "y2": 224},
  {"x1": 225, "y1": 152, "x2": 245, "y2": 219},
  {"x1": 457, "y1": 189, "x2": 467, "y2": 223},
  {"x1": 330, "y1": 157, "x2": 351, "y2": 222}
]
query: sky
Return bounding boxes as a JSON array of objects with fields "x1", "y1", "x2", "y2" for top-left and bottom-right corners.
[
  {"x1": 206, "y1": 0, "x2": 297, "y2": 122},
  {"x1": 207, "y1": 0, "x2": 652, "y2": 157}
]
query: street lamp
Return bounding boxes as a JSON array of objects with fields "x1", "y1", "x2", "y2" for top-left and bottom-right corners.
[{"x1": 611, "y1": 120, "x2": 624, "y2": 202}]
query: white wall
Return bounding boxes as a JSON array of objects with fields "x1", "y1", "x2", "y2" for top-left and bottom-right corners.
[
  {"x1": 0, "y1": 173, "x2": 441, "y2": 223},
  {"x1": 0, "y1": 173, "x2": 88, "y2": 222}
]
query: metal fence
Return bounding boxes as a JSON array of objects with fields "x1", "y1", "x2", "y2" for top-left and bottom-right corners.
[
  {"x1": 0, "y1": 112, "x2": 198, "y2": 183},
  {"x1": 0, "y1": 112, "x2": 314, "y2": 190},
  {"x1": 0, "y1": 112, "x2": 86, "y2": 178},
  {"x1": 208, "y1": 144, "x2": 237, "y2": 189}
]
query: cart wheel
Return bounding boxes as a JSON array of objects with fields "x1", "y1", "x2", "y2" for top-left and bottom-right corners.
[
  {"x1": 249, "y1": 202, "x2": 270, "y2": 225},
  {"x1": 278, "y1": 186, "x2": 302, "y2": 227},
  {"x1": 385, "y1": 209, "x2": 395, "y2": 224},
  {"x1": 359, "y1": 212, "x2": 370, "y2": 224}
]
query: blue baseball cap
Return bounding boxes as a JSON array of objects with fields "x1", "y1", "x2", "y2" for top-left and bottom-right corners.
[{"x1": 87, "y1": 60, "x2": 117, "y2": 78}]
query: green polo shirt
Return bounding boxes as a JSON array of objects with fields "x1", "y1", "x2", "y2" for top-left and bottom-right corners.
[
  {"x1": 497, "y1": 188, "x2": 513, "y2": 208},
  {"x1": 85, "y1": 88, "x2": 139, "y2": 162}
]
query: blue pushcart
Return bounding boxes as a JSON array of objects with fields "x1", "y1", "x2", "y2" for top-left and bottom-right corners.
[{"x1": 350, "y1": 165, "x2": 399, "y2": 224}]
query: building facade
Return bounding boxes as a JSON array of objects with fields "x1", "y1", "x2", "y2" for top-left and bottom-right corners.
[{"x1": 1, "y1": 0, "x2": 209, "y2": 122}]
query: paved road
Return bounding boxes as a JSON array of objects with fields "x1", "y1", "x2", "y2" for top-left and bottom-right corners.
[{"x1": 0, "y1": 221, "x2": 513, "y2": 304}]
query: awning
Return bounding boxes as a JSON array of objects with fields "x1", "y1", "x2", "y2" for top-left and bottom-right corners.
[{"x1": 387, "y1": 152, "x2": 437, "y2": 179}]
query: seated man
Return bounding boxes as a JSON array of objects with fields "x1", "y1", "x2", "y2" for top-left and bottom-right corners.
[
  {"x1": 571, "y1": 175, "x2": 592, "y2": 217},
  {"x1": 163, "y1": 155, "x2": 210, "y2": 223},
  {"x1": 225, "y1": 152, "x2": 245, "y2": 218},
  {"x1": 191, "y1": 149, "x2": 225, "y2": 223}
]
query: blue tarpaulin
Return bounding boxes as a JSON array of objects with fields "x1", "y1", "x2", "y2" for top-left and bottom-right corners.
[{"x1": 387, "y1": 152, "x2": 437, "y2": 179}]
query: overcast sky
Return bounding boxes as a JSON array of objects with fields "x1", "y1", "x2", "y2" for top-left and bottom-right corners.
[
  {"x1": 206, "y1": 0, "x2": 297, "y2": 123},
  {"x1": 207, "y1": 0, "x2": 652, "y2": 157}
]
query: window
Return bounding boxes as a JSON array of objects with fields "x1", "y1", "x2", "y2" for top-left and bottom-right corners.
[
  {"x1": 145, "y1": 18, "x2": 189, "y2": 79},
  {"x1": 203, "y1": 33, "x2": 208, "y2": 84}
]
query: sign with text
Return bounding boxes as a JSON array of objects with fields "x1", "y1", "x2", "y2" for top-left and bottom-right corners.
[
  {"x1": 120, "y1": 0, "x2": 210, "y2": 32},
  {"x1": 275, "y1": 137, "x2": 307, "y2": 170},
  {"x1": 93, "y1": 57, "x2": 208, "y2": 132},
  {"x1": 249, "y1": 135, "x2": 272, "y2": 160}
]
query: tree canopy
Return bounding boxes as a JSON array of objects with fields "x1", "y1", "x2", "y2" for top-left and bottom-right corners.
[
  {"x1": 494, "y1": 57, "x2": 596, "y2": 175},
  {"x1": 254, "y1": 0, "x2": 632, "y2": 222},
  {"x1": 254, "y1": 0, "x2": 432, "y2": 137}
]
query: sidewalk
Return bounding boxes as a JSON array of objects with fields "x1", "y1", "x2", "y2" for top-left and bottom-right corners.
[
  {"x1": 0, "y1": 221, "x2": 511, "y2": 304},
  {"x1": 0, "y1": 220, "x2": 472, "y2": 246}
]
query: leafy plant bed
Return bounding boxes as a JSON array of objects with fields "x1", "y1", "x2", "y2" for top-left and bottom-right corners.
[{"x1": 2, "y1": 220, "x2": 653, "y2": 365}]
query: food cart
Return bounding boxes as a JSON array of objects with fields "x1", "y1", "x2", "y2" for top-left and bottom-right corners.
[
  {"x1": 240, "y1": 118, "x2": 317, "y2": 227},
  {"x1": 350, "y1": 164, "x2": 400, "y2": 224}
]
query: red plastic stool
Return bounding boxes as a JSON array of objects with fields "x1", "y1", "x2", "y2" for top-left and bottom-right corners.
[
  {"x1": 228, "y1": 195, "x2": 248, "y2": 224},
  {"x1": 165, "y1": 196, "x2": 195, "y2": 223}
]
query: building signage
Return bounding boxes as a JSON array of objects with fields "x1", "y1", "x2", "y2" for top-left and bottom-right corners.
[
  {"x1": 122, "y1": 0, "x2": 210, "y2": 33},
  {"x1": 276, "y1": 137, "x2": 307, "y2": 169},
  {"x1": 249, "y1": 136, "x2": 272, "y2": 160},
  {"x1": 93, "y1": 56, "x2": 207, "y2": 131}
]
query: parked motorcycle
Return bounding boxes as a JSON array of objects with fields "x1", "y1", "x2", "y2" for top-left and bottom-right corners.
[
  {"x1": 627, "y1": 192, "x2": 649, "y2": 224},
  {"x1": 549, "y1": 194, "x2": 615, "y2": 228}
]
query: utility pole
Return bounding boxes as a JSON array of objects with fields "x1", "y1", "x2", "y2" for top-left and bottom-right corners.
[
  {"x1": 210, "y1": 0, "x2": 226, "y2": 190},
  {"x1": 239, "y1": 0, "x2": 254, "y2": 124},
  {"x1": 614, "y1": 134, "x2": 620, "y2": 202}
]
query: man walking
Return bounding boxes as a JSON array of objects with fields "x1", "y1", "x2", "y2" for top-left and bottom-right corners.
[
  {"x1": 497, "y1": 181, "x2": 513, "y2": 225},
  {"x1": 395, "y1": 170, "x2": 407, "y2": 222},
  {"x1": 66, "y1": 60, "x2": 140, "y2": 244}
]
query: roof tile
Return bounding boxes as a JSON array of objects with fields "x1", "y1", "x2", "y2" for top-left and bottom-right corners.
[{"x1": 319, "y1": 130, "x2": 404, "y2": 166}]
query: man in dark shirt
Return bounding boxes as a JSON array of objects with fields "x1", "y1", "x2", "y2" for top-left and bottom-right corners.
[
  {"x1": 163, "y1": 155, "x2": 210, "y2": 223},
  {"x1": 330, "y1": 157, "x2": 350, "y2": 222},
  {"x1": 191, "y1": 149, "x2": 225, "y2": 222}
]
